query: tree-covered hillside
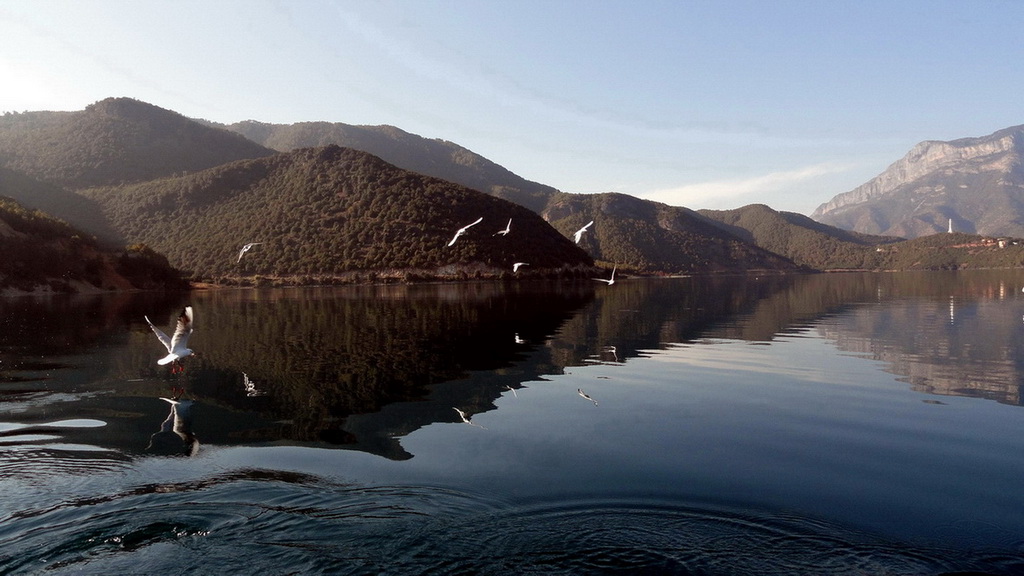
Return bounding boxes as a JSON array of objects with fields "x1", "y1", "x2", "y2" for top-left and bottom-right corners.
[
  {"x1": 541, "y1": 193, "x2": 801, "y2": 274},
  {"x1": 0, "y1": 166, "x2": 125, "y2": 246},
  {"x1": 220, "y1": 120, "x2": 558, "y2": 213},
  {"x1": 874, "y1": 232, "x2": 1024, "y2": 270},
  {"x1": 79, "y1": 145, "x2": 594, "y2": 282},
  {"x1": 0, "y1": 98, "x2": 275, "y2": 189},
  {"x1": 700, "y1": 204, "x2": 902, "y2": 270},
  {"x1": 0, "y1": 196, "x2": 187, "y2": 293}
]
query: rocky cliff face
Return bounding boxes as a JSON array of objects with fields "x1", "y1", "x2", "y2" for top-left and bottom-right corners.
[{"x1": 812, "y1": 125, "x2": 1024, "y2": 238}]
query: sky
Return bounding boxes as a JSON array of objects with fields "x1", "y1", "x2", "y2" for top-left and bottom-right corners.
[{"x1": 2, "y1": 0, "x2": 1023, "y2": 216}]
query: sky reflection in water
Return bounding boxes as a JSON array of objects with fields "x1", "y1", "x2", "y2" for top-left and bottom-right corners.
[{"x1": 2, "y1": 271, "x2": 1024, "y2": 574}]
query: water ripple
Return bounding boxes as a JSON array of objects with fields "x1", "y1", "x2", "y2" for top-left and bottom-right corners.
[
  {"x1": 3, "y1": 475, "x2": 1022, "y2": 575},
  {"x1": 388, "y1": 498, "x2": 1024, "y2": 576}
]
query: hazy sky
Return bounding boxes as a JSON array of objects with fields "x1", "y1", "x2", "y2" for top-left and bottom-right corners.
[{"x1": 2, "y1": 1, "x2": 1022, "y2": 215}]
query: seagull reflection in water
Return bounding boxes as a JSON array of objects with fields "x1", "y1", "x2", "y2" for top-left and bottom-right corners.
[
  {"x1": 453, "y1": 407, "x2": 486, "y2": 429},
  {"x1": 243, "y1": 372, "x2": 266, "y2": 397},
  {"x1": 146, "y1": 396, "x2": 199, "y2": 456},
  {"x1": 578, "y1": 388, "x2": 598, "y2": 406},
  {"x1": 602, "y1": 345, "x2": 619, "y2": 363}
]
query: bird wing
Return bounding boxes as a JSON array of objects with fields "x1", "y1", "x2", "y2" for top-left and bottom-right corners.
[
  {"x1": 447, "y1": 232, "x2": 461, "y2": 246},
  {"x1": 237, "y1": 243, "x2": 262, "y2": 262},
  {"x1": 169, "y1": 306, "x2": 194, "y2": 353},
  {"x1": 145, "y1": 315, "x2": 173, "y2": 352},
  {"x1": 467, "y1": 216, "x2": 483, "y2": 228}
]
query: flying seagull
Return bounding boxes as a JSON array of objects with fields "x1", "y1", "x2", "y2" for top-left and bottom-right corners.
[
  {"x1": 145, "y1": 306, "x2": 195, "y2": 374},
  {"x1": 573, "y1": 220, "x2": 594, "y2": 244},
  {"x1": 237, "y1": 242, "x2": 263, "y2": 262},
  {"x1": 577, "y1": 388, "x2": 598, "y2": 406},
  {"x1": 513, "y1": 262, "x2": 529, "y2": 273},
  {"x1": 594, "y1": 265, "x2": 617, "y2": 286},
  {"x1": 495, "y1": 218, "x2": 512, "y2": 236},
  {"x1": 453, "y1": 406, "x2": 486, "y2": 429},
  {"x1": 447, "y1": 217, "x2": 483, "y2": 246}
]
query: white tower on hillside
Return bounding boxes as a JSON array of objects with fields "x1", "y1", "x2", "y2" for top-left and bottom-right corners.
[{"x1": 948, "y1": 218, "x2": 953, "y2": 233}]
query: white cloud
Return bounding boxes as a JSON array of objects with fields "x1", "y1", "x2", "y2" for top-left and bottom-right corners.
[{"x1": 638, "y1": 161, "x2": 856, "y2": 210}]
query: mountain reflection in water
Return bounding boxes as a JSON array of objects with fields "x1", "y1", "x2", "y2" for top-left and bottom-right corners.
[
  {"x1": 5, "y1": 272, "x2": 1024, "y2": 574},
  {"x1": 1, "y1": 271, "x2": 1024, "y2": 461}
]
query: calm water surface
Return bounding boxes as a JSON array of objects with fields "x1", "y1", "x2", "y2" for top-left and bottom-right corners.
[{"x1": 2, "y1": 271, "x2": 1024, "y2": 575}]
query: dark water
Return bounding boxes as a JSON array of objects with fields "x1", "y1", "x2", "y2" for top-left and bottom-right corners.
[{"x1": 2, "y1": 272, "x2": 1024, "y2": 575}]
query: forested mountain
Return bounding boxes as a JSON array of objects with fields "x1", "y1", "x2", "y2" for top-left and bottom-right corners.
[
  {"x1": 79, "y1": 145, "x2": 593, "y2": 282},
  {"x1": 540, "y1": 192, "x2": 801, "y2": 274},
  {"x1": 0, "y1": 196, "x2": 186, "y2": 293},
  {"x1": 218, "y1": 120, "x2": 557, "y2": 213},
  {"x1": 214, "y1": 117, "x2": 805, "y2": 274},
  {"x1": 0, "y1": 97, "x2": 275, "y2": 189},
  {"x1": 9, "y1": 97, "x2": 1024, "y2": 280},
  {"x1": 873, "y1": 232, "x2": 1024, "y2": 271},
  {"x1": 813, "y1": 125, "x2": 1024, "y2": 238},
  {"x1": 700, "y1": 204, "x2": 901, "y2": 270},
  {"x1": 0, "y1": 166, "x2": 125, "y2": 246}
]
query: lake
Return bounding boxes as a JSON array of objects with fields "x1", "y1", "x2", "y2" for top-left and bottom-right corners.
[{"x1": 1, "y1": 270, "x2": 1023, "y2": 575}]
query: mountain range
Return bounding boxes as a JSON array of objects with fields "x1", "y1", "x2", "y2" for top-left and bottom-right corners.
[
  {"x1": 1, "y1": 97, "x2": 1023, "y2": 287},
  {"x1": 813, "y1": 124, "x2": 1024, "y2": 238}
]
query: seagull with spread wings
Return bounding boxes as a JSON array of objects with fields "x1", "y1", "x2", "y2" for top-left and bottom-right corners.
[
  {"x1": 594, "y1": 265, "x2": 617, "y2": 286},
  {"x1": 573, "y1": 220, "x2": 594, "y2": 244},
  {"x1": 447, "y1": 217, "x2": 483, "y2": 246},
  {"x1": 237, "y1": 242, "x2": 263, "y2": 262},
  {"x1": 495, "y1": 218, "x2": 512, "y2": 236},
  {"x1": 145, "y1": 306, "x2": 195, "y2": 374}
]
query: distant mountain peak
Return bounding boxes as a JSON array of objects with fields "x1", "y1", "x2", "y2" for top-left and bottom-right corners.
[
  {"x1": 812, "y1": 124, "x2": 1024, "y2": 238},
  {"x1": 0, "y1": 98, "x2": 275, "y2": 189}
]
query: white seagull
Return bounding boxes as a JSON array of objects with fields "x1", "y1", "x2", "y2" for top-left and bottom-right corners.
[
  {"x1": 594, "y1": 265, "x2": 617, "y2": 286},
  {"x1": 145, "y1": 306, "x2": 195, "y2": 374},
  {"x1": 513, "y1": 262, "x2": 529, "y2": 273},
  {"x1": 578, "y1": 388, "x2": 598, "y2": 406},
  {"x1": 573, "y1": 220, "x2": 594, "y2": 244},
  {"x1": 447, "y1": 217, "x2": 483, "y2": 246},
  {"x1": 495, "y1": 218, "x2": 512, "y2": 236},
  {"x1": 453, "y1": 407, "x2": 486, "y2": 429},
  {"x1": 237, "y1": 242, "x2": 263, "y2": 262}
]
